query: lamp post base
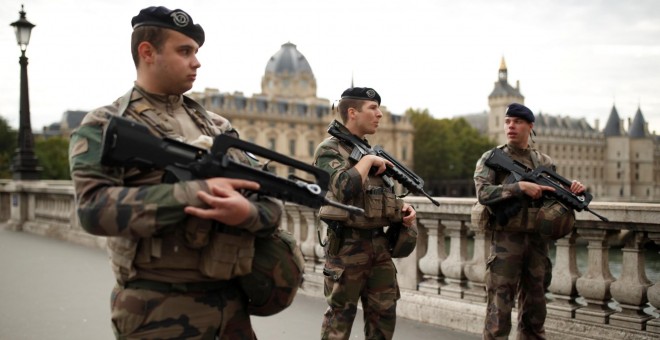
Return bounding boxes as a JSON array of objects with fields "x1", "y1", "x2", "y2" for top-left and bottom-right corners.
[{"x1": 11, "y1": 150, "x2": 41, "y2": 180}]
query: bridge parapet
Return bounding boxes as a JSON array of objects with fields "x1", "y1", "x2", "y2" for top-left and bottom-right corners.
[{"x1": 1, "y1": 180, "x2": 659, "y2": 339}]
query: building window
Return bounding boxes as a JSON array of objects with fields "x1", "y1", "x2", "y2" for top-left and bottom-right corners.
[
  {"x1": 308, "y1": 140, "x2": 315, "y2": 157},
  {"x1": 289, "y1": 139, "x2": 296, "y2": 156},
  {"x1": 402, "y1": 146, "x2": 408, "y2": 162},
  {"x1": 288, "y1": 166, "x2": 295, "y2": 176},
  {"x1": 268, "y1": 138, "x2": 276, "y2": 150}
]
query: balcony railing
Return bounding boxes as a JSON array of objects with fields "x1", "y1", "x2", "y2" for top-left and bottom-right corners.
[{"x1": 1, "y1": 180, "x2": 658, "y2": 339}]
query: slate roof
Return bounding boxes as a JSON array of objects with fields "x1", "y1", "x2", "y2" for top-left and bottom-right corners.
[
  {"x1": 603, "y1": 105, "x2": 623, "y2": 137},
  {"x1": 265, "y1": 42, "x2": 313, "y2": 75}
]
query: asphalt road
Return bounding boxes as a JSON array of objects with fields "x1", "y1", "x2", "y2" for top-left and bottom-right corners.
[{"x1": 0, "y1": 228, "x2": 478, "y2": 339}]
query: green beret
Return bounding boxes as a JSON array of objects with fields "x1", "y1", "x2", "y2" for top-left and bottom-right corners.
[
  {"x1": 131, "y1": 6, "x2": 205, "y2": 47},
  {"x1": 341, "y1": 87, "x2": 381, "y2": 105}
]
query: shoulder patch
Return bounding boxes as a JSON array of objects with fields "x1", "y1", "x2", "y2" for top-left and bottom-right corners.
[
  {"x1": 70, "y1": 137, "x2": 89, "y2": 158},
  {"x1": 328, "y1": 159, "x2": 342, "y2": 169}
]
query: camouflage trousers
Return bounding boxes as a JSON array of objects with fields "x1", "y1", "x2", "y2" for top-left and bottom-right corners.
[
  {"x1": 483, "y1": 231, "x2": 551, "y2": 340},
  {"x1": 321, "y1": 228, "x2": 400, "y2": 340},
  {"x1": 110, "y1": 282, "x2": 256, "y2": 340}
]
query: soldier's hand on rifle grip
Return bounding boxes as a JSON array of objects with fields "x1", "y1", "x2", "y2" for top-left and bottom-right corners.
[
  {"x1": 569, "y1": 180, "x2": 585, "y2": 194},
  {"x1": 184, "y1": 178, "x2": 260, "y2": 226},
  {"x1": 519, "y1": 181, "x2": 555, "y2": 200},
  {"x1": 355, "y1": 155, "x2": 392, "y2": 181}
]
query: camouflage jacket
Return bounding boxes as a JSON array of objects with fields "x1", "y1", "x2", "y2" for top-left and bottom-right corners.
[
  {"x1": 69, "y1": 86, "x2": 282, "y2": 282},
  {"x1": 474, "y1": 144, "x2": 553, "y2": 228},
  {"x1": 313, "y1": 137, "x2": 363, "y2": 204},
  {"x1": 313, "y1": 123, "x2": 401, "y2": 227}
]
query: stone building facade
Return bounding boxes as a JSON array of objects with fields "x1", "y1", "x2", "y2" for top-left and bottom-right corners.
[
  {"x1": 465, "y1": 58, "x2": 660, "y2": 202},
  {"x1": 190, "y1": 42, "x2": 415, "y2": 180},
  {"x1": 45, "y1": 43, "x2": 658, "y2": 202}
]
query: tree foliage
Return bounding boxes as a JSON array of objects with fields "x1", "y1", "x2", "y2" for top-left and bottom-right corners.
[
  {"x1": 406, "y1": 108, "x2": 495, "y2": 196},
  {"x1": 35, "y1": 136, "x2": 71, "y2": 180},
  {"x1": 0, "y1": 116, "x2": 71, "y2": 180},
  {"x1": 0, "y1": 116, "x2": 18, "y2": 179}
]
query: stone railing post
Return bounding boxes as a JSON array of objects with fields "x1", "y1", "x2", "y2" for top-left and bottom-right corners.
[
  {"x1": 299, "y1": 209, "x2": 319, "y2": 274},
  {"x1": 609, "y1": 231, "x2": 653, "y2": 330},
  {"x1": 2, "y1": 181, "x2": 28, "y2": 231},
  {"x1": 439, "y1": 220, "x2": 468, "y2": 299},
  {"x1": 313, "y1": 220, "x2": 328, "y2": 274},
  {"x1": 643, "y1": 231, "x2": 660, "y2": 334},
  {"x1": 575, "y1": 228, "x2": 617, "y2": 323},
  {"x1": 282, "y1": 205, "x2": 300, "y2": 236},
  {"x1": 464, "y1": 229, "x2": 490, "y2": 302},
  {"x1": 547, "y1": 231, "x2": 582, "y2": 318},
  {"x1": 417, "y1": 218, "x2": 446, "y2": 294}
]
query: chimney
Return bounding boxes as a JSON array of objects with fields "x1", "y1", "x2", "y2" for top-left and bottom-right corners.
[{"x1": 595, "y1": 118, "x2": 600, "y2": 131}]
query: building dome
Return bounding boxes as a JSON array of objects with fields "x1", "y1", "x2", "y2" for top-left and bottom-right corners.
[
  {"x1": 265, "y1": 42, "x2": 314, "y2": 75},
  {"x1": 261, "y1": 42, "x2": 317, "y2": 99}
]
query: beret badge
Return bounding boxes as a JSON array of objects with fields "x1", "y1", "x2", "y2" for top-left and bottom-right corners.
[{"x1": 170, "y1": 11, "x2": 190, "y2": 27}]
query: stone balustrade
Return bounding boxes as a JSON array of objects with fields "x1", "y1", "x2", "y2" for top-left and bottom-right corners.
[{"x1": 1, "y1": 179, "x2": 659, "y2": 339}]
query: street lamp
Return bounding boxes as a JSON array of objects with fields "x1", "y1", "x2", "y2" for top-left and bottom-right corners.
[{"x1": 10, "y1": 5, "x2": 40, "y2": 180}]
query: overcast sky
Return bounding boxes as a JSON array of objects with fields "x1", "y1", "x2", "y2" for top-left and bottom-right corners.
[{"x1": 1, "y1": 0, "x2": 659, "y2": 134}]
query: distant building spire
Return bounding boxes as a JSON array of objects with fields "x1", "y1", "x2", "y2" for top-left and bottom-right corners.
[
  {"x1": 603, "y1": 105, "x2": 622, "y2": 136},
  {"x1": 351, "y1": 71, "x2": 354, "y2": 88},
  {"x1": 498, "y1": 56, "x2": 507, "y2": 83},
  {"x1": 629, "y1": 105, "x2": 648, "y2": 138}
]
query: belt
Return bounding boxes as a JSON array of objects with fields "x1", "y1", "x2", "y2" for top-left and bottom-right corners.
[
  {"x1": 339, "y1": 226, "x2": 385, "y2": 239},
  {"x1": 124, "y1": 279, "x2": 231, "y2": 293}
]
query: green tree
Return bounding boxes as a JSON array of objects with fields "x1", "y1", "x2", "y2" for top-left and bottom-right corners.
[
  {"x1": 35, "y1": 136, "x2": 71, "y2": 180},
  {"x1": 406, "y1": 108, "x2": 495, "y2": 196},
  {"x1": 0, "y1": 116, "x2": 18, "y2": 179}
]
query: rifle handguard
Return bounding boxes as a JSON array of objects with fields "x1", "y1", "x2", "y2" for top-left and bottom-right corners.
[{"x1": 101, "y1": 116, "x2": 364, "y2": 215}]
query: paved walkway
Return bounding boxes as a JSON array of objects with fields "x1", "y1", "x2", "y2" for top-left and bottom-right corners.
[{"x1": 0, "y1": 228, "x2": 478, "y2": 339}]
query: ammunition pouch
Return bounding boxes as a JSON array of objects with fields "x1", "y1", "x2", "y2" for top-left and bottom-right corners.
[
  {"x1": 364, "y1": 186, "x2": 384, "y2": 218},
  {"x1": 493, "y1": 207, "x2": 540, "y2": 232},
  {"x1": 319, "y1": 191, "x2": 350, "y2": 222},
  {"x1": 199, "y1": 225, "x2": 255, "y2": 280},
  {"x1": 470, "y1": 201, "x2": 492, "y2": 232}
]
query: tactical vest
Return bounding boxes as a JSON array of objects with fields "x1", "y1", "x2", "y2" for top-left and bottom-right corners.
[
  {"x1": 107, "y1": 87, "x2": 255, "y2": 284},
  {"x1": 318, "y1": 137, "x2": 403, "y2": 229},
  {"x1": 490, "y1": 144, "x2": 544, "y2": 232}
]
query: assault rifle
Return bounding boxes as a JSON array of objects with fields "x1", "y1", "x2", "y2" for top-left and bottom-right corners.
[
  {"x1": 327, "y1": 120, "x2": 440, "y2": 206},
  {"x1": 100, "y1": 116, "x2": 364, "y2": 215},
  {"x1": 485, "y1": 148, "x2": 608, "y2": 222}
]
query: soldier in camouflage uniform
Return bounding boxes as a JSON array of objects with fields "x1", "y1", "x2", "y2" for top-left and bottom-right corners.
[
  {"x1": 474, "y1": 103, "x2": 585, "y2": 339},
  {"x1": 68, "y1": 6, "x2": 282, "y2": 339},
  {"x1": 314, "y1": 87, "x2": 417, "y2": 340}
]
